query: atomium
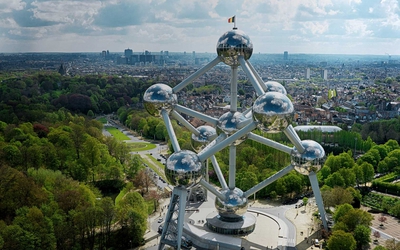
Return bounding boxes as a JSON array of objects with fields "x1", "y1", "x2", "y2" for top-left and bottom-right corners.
[
  {"x1": 165, "y1": 150, "x2": 203, "y2": 188},
  {"x1": 252, "y1": 92, "x2": 294, "y2": 132},
  {"x1": 153, "y1": 26, "x2": 329, "y2": 250},
  {"x1": 143, "y1": 83, "x2": 177, "y2": 117},
  {"x1": 291, "y1": 140, "x2": 326, "y2": 175},
  {"x1": 216, "y1": 29, "x2": 253, "y2": 66}
]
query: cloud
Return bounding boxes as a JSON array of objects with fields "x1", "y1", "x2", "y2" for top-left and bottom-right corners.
[
  {"x1": 344, "y1": 19, "x2": 373, "y2": 36},
  {"x1": 0, "y1": 0, "x2": 25, "y2": 14},
  {"x1": 93, "y1": 1, "x2": 156, "y2": 27},
  {"x1": 300, "y1": 21, "x2": 330, "y2": 35},
  {"x1": 12, "y1": 9, "x2": 59, "y2": 27}
]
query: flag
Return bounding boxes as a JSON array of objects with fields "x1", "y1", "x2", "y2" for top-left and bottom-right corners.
[{"x1": 228, "y1": 16, "x2": 235, "y2": 23}]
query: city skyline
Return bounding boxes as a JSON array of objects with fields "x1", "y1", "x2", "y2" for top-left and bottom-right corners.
[{"x1": 1, "y1": 0, "x2": 400, "y2": 55}]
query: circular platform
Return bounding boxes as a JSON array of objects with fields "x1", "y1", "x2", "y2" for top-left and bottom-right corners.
[{"x1": 206, "y1": 211, "x2": 256, "y2": 235}]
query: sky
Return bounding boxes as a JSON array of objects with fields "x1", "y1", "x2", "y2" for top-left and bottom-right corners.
[{"x1": 1, "y1": 0, "x2": 400, "y2": 55}]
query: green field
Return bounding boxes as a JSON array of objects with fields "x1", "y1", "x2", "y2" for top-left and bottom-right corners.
[
  {"x1": 126, "y1": 142, "x2": 156, "y2": 151},
  {"x1": 97, "y1": 117, "x2": 108, "y2": 124},
  {"x1": 105, "y1": 127, "x2": 130, "y2": 140},
  {"x1": 141, "y1": 154, "x2": 166, "y2": 180}
]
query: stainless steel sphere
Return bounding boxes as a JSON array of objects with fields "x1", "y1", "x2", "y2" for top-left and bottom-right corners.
[
  {"x1": 216, "y1": 29, "x2": 253, "y2": 66},
  {"x1": 291, "y1": 140, "x2": 326, "y2": 175},
  {"x1": 143, "y1": 83, "x2": 177, "y2": 117},
  {"x1": 217, "y1": 111, "x2": 247, "y2": 135},
  {"x1": 165, "y1": 150, "x2": 203, "y2": 188},
  {"x1": 215, "y1": 188, "x2": 248, "y2": 220},
  {"x1": 191, "y1": 125, "x2": 217, "y2": 152},
  {"x1": 252, "y1": 92, "x2": 294, "y2": 132},
  {"x1": 264, "y1": 81, "x2": 287, "y2": 95}
]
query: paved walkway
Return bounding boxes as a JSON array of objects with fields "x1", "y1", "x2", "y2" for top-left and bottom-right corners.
[{"x1": 362, "y1": 206, "x2": 400, "y2": 249}]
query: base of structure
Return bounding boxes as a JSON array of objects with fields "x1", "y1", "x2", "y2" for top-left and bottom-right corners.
[{"x1": 206, "y1": 211, "x2": 256, "y2": 235}]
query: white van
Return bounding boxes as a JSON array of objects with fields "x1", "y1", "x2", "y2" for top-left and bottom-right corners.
[{"x1": 314, "y1": 239, "x2": 320, "y2": 247}]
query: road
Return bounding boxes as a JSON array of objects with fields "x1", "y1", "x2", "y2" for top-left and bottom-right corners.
[{"x1": 102, "y1": 118, "x2": 170, "y2": 191}]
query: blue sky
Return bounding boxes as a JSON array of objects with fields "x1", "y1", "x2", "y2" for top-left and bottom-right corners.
[{"x1": 1, "y1": 0, "x2": 400, "y2": 55}]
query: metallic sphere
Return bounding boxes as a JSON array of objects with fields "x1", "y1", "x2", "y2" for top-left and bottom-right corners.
[
  {"x1": 216, "y1": 29, "x2": 253, "y2": 66},
  {"x1": 291, "y1": 140, "x2": 326, "y2": 175},
  {"x1": 217, "y1": 111, "x2": 247, "y2": 135},
  {"x1": 215, "y1": 188, "x2": 248, "y2": 220},
  {"x1": 165, "y1": 150, "x2": 203, "y2": 188},
  {"x1": 143, "y1": 83, "x2": 177, "y2": 117},
  {"x1": 252, "y1": 92, "x2": 294, "y2": 132},
  {"x1": 264, "y1": 81, "x2": 287, "y2": 95},
  {"x1": 191, "y1": 125, "x2": 217, "y2": 152}
]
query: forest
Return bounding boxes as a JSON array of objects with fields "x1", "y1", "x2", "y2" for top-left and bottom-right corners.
[{"x1": 1, "y1": 72, "x2": 400, "y2": 249}]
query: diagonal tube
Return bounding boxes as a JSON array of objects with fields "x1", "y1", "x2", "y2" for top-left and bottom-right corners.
[
  {"x1": 247, "y1": 61, "x2": 267, "y2": 92},
  {"x1": 171, "y1": 110, "x2": 199, "y2": 135},
  {"x1": 199, "y1": 179, "x2": 225, "y2": 201},
  {"x1": 198, "y1": 133, "x2": 226, "y2": 156},
  {"x1": 231, "y1": 66, "x2": 238, "y2": 112},
  {"x1": 229, "y1": 144, "x2": 236, "y2": 189},
  {"x1": 309, "y1": 172, "x2": 328, "y2": 230},
  {"x1": 210, "y1": 155, "x2": 228, "y2": 190},
  {"x1": 248, "y1": 132, "x2": 293, "y2": 154},
  {"x1": 174, "y1": 104, "x2": 218, "y2": 127},
  {"x1": 173, "y1": 57, "x2": 221, "y2": 93},
  {"x1": 161, "y1": 109, "x2": 181, "y2": 152},
  {"x1": 238, "y1": 56, "x2": 264, "y2": 96},
  {"x1": 244, "y1": 164, "x2": 294, "y2": 198},
  {"x1": 283, "y1": 125, "x2": 305, "y2": 153},
  {"x1": 198, "y1": 121, "x2": 257, "y2": 162}
]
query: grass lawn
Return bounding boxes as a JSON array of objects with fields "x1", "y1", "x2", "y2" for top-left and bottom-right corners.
[
  {"x1": 126, "y1": 142, "x2": 156, "y2": 151},
  {"x1": 105, "y1": 127, "x2": 130, "y2": 140},
  {"x1": 141, "y1": 154, "x2": 166, "y2": 179},
  {"x1": 146, "y1": 154, "x2": 165, "y2": 169},
  {"x1": 115, "y1": 187, "x2": 129, "y2": 206},
  {"x1": 97, "y1": 117, "x2": 108, "y2": 124}
]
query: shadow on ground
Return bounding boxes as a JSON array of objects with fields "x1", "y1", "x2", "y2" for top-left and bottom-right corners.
[{"x1": 296, "y1": 231, "x2": 322, "y2": 250}]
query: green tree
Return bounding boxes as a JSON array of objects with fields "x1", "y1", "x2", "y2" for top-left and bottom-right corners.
[
  {"x1": 300, "y1": 197, "x2": 307, "y2": 211},
  {"x1": 360, "y1": 161, "x2": 374, "y2": 185},
  {"x1": 117, "y1": 191, "x2": 148, "y2": 246},
  {"x1": 69, "y1": 123, "x2": 87, "y2": 159},
  {"x1": 325, "y1": 172, "x2": 345, "y2": 188},
  {"x1": 0, "y1": 224, "x2": 37, "y2": 250},
  {"x1": 338, "y1": 209, "x2": 373, "y2": 232},
  {"x1": 237, "y1": 171, "x2": 258, "y2": 192},
  {"x1": 327, "y1": 230, "x2": 356, "y2": 250},
  {"x1": 13, "y1": 206, "x2": 56, "y2": 250},
  {"x1": 333, "y1": 203, "x2": 354, "y2": 224},
  {"x1": 353, "y1": 224, "x2": 371, "y2": 250},
  {"x1": 81, "y1": 136, "x2": 102, "y2": 182}
]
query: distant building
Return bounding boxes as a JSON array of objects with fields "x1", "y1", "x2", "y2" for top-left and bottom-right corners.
[
  {"x1": 117, "y1": 56, "x2": 128, "y2": 65},
  {"x1": 306, "y1": 68, "x2": 310, "y2": 79},
  {"x1": 192, "y1": 51, "x2": 196, "y2": 58},
  {"x1": 284, "y1": 51, "x2": 288, "y2": 60},
  {"x1": 125, "y1": 48, "x2": 133, "y2": 57},
  {"x1": 321, "y1": 69, "x2": 328, "y2": 80},
  {"x1": 101, "y1": 50, "x2": 106, "y2": 58}
]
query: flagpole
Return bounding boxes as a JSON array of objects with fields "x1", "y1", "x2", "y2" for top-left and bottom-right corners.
[{"x1": 234, "y1": 16, "x2": 237, "y2": 29}]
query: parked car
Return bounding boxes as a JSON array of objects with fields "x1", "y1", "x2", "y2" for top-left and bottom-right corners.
[{"x1": 158, "y1": 217, "x2": 164, "y2": 223}]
